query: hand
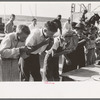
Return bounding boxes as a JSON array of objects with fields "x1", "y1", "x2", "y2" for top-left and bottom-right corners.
[
  {"x1": 43, "y1": 38, "x2": 53, "y2": 45},
  {"x1": 26, "y1": 47, "x2": 33, "y2": 55},
  {"x1": 66, "y1": 58, "x2": 71, "y2": 65},
  {"x1": 18, "y1": 57, "x2": 26, "y2": 79},
  {"x1": 19, "y1": 46, "x2": 28, "y2": 55}
]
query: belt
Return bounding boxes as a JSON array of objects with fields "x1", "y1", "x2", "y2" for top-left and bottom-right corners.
[{"x1": 1, "y1": 58, "x2": 18, "y2": 60}]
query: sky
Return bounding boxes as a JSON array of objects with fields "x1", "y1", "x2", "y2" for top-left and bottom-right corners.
[{"x1": 0, "y1": 2, "x2": 100, "y2": 18}]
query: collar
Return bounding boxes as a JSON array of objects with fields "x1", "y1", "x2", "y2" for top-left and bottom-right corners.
[
  {"x1": 15, "y1": 32, "x2": 20, "y2": 41},
  {"x1": 41, "y1": 28, "x2": 47, "y2": 38}
]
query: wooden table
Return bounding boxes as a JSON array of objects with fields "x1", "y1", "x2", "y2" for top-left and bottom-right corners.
[{"x1": 60, "y1": 64, "x2": 100, "y2": 81}]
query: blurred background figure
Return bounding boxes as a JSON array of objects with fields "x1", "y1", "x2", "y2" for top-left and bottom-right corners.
[
  {"x1": 29, "y1": 18, "x2": 37, "y2": 30},
  {"x1": 0, "y1": 25, "x2": 30, "y2": 81},
  {"x1": 63, "y1": 17, "x2": 72, "y2": 31},
  {"x1": 52, "y1": 15, "x2": 62, "y2": 35},
  {"x1": 4, "y1": 14, "x2": 16, "y2": 34}
]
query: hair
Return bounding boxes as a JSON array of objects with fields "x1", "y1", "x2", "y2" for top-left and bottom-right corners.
[
  {"x1": 32, "y1": 18, "x2": 37, "y2": 21},
  {"x1": 58, "y1": 15, "x2": 61, "y2": 18},
  {"x1": 17, "y1": 25, "x2": 30, "y2": 35},
  {"x1": 11, "y1": 14, "x2": 15, "y2": 18},
  {"x1": 44, "y1": 21, "x2": 58, "y2": 32}
]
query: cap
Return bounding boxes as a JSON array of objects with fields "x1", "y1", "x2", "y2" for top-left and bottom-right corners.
[
  {"x1": 75, "y1": 23, "x2": 85, "y2": 30},
  {"x1": 71, "y1": 22, "x2": 77, "y2": 28},
  {"x1": 91, "y1": 26, "x2": 98, "y2": 31},
  {"x1": 62, "y1": 29, "x2": 74, "y2": 37}
]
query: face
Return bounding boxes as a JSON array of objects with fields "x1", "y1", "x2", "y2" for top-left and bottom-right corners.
[
  {"x1": 58, "y1": 17, "x2": 61, "y2": 20},
  {"x1": 33, "y1": 20, "x2": 37, "y2": 25},
  {"x1": 44, "y1": 28, "x2": 55, "y2": 38},
  {"x1": 19, "y1": 32, "x2": 28, "y2": 42},
  {"x1": 76, "y1": 28, "x2": 83, "y2": 35},
  {"x1": 64, "y1": 36, "x2": 70, "y2": 43},
  {"x1": 11, "y1": 16, "x2": 15, "y2": 21}
]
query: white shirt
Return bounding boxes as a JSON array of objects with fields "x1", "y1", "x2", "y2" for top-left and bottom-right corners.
[
  {"x1": 0, "y1": 32, "x2": 25, "y2": 59},
  {"x1": 63, "y1": 22, "x2": 72, "y2": 30},
  {"x1": 25, "y1": 28, "x2": 48, "y2": 54},
  {"x1": 29, "y1": 23, "x2": 36, "y2": 31},
  {"x1": 4, "y1": 20, "x2": 14, "y2": 34}
]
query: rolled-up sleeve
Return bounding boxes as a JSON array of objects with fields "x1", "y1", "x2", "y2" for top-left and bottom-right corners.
[
  {"x1": 0, "y1": 35, "x2": 20, "y2": 59},
  {"x1": 25, "y1": 31, "x2": 37, "y2": 47},
  {"x1": 51, "y1": 38, "x2": 60, "y2": 50}
]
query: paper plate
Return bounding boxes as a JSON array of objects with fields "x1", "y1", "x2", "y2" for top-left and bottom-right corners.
[
  {"x1": 91, "y1": 75, "x2": 100, "y2": 81},
  {"x1": 94, "y1": 64, "x2": 100, "y2": 67}
]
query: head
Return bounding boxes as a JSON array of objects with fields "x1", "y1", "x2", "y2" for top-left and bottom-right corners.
[
  {"x1": 57, "y1": 15, "x2": 62, "y2": 20},
  {"x1": 94, "y1": 13, "x2": 100, "y2": 24},
  {"x1": 16, "y1": 25, "x2": 30, "y2": 42},
  {"x1": 62, "y1": 29, "x2": 73, "y2": 43},
  {"x1": 83, "y1": 9, "x2": 88, "y2": 14},
  {"x1": 32, "y1": 18, "x2": 37, "y2": 26},
  {"x1": 71, "y1": 22, "x2": 77, "y2": 29},
  {"x1": 68, "y1": 17, "x2": 71, "y2": 24},
  {"x1": 91, "y1": 26, "x2": 98, "y2": 34},
  {"x1": 75, "y1": 23, "x2": 85, "y2": 35},
  {"x1": 43, "y1": 21, "x2": 58, "y2": 38},
  {"x1": 10, "y1": 14, "x2": 15, "y2": 21}
]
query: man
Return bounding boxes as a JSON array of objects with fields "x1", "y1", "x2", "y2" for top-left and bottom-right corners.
[
  {"x1": 43, "y1": 28, "x2": 78, "y2": 81},
  {"x1": 21, "y1": 21, "x2": 58, "y2": 81},
  {"x1": 29, "y1": 18, "x2": 37, "y2": 30},
  {"x1": 0, "y1": 25, "x2": 30, "y2": 81},
  {"x1": 52, "y1": 15, "x2": 62, "y2": 35},
  {"x1": 63, "y1": 17, "x2": 72, "y2": 31},
  {"x1": 4, "y1": 14, "x2": 16, "y2": 34},
  {"x1": 75, "y1": 23, "x2": 88, "y2": 68}
]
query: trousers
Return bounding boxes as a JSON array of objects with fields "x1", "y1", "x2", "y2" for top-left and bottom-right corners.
[{"x1": 21, "y1": 54, "x2": 42, "y2": 81}]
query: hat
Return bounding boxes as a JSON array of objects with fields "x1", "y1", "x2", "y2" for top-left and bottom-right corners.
[
  {"x1": 62, "y1": 29, "x2": 74, "y2": 37},
  {"x1": 91, "y1": 26, "x2": 97, "y2": 31},
  {"x1": 71, "y1": 22, "x2": 77, "y2": 28},
  {"x1": 75, "y1": 23, "x2": 85, "y2": 30}
]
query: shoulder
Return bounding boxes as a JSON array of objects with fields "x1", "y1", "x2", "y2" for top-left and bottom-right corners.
[
  {"x1": 54, "y1": 36, "x2": 63, "y2": 44},
  {"x1": 31, "y1": 28, "x2": 41, "y2": 34},
  {"x1": 6, "y1": 32, "x2": 16, "y2": 38},
  {"x1": 5, "y1": 21, "x2": 11, "y2": 26},
  {"x1": 2, "y1": 32, "x2": 16, "y2": 42},
  {"x1": 52, "y1": 19, "x2": 58, "y2": 22},
  {"x1": 28, "y1": 28, "x2": 41, "y2": 39}
]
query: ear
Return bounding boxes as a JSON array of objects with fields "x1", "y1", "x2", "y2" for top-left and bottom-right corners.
[{"x1": 44, "y1": 28, "x2": 47, "y2": 33}]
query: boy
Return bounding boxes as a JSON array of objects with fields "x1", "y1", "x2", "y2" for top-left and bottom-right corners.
[{"x1": 21, "y1": 21, "x2": 58, "y2": 81}]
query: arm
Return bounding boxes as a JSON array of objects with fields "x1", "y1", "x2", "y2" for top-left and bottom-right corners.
[
  {"x1": 52, "y1": 49, "x2": 72, "y2": 57},
  {"x1": 78, "y1": 34, "x2": 89, "y2": 46},
  {"x1": 59, "y1": 22, "x2": 62, "y2": 34},
  {"x1": 4, "y1": 23, "x2": 9, "y2": 34},
  {"x1": 78, "y1": 39, "x2": 86, "y2": 47},
  {"x1": 0, "y1": 35, "x2": 20, "y2": 58},
  {"x1": 26, "y1": 38, "x2": 50, "y2": 55}
]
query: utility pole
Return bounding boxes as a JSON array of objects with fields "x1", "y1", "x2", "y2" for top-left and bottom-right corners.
[
  {"x1": 35, "y1": 3, "x2": 37, "y2": 18},
  {"x1": 71, "y1": 3, "x2": 75, "y2": 22},
  {"x1": 20, "y1": 3, "x2": 22, "y2": 15},
  {"x1": 4, "y1": 3, "x2": 6, "y2": 23}
]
